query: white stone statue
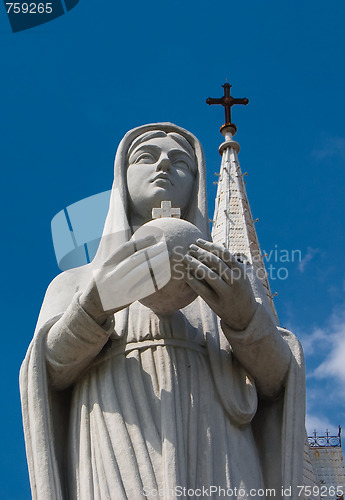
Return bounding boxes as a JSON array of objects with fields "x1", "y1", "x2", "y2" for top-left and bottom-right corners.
[{"x1": 20, "y1": 123, "x2": 306, "y2": 500}]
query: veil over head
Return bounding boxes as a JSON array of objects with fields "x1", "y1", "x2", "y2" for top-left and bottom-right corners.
[{"x1": 93, "y1": 122, "x2": 211, "y2": 265}]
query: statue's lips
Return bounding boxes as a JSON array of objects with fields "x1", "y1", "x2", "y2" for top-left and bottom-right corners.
[{"x1": 151, "y1": 175, "x2": 173, "y2": 185}]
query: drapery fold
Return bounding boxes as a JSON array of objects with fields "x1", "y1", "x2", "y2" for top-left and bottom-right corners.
[{"x1": 20, "y1": 299, "x2": 305, "y2": 499}]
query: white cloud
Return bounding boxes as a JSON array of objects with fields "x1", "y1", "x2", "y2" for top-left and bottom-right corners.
[
  {"x1": 298, "y1": 303, "x2": 345, "y2": 387},
  {"x1": 312, "y1": 136, "x2": 345, "y2": 160},
  {"x1": 306, "y1": 413, "x2": 338, "y2": 435},
  {"x1": 299, "y1": 326, "x2": 328, "y2": 357},
  {"x1": 291, "y1": 302, "x2": 345, "y2": 434},
  {"x1": 294, "y1": 304, "x2": 345, "y2": 374},
  {"x1": 298, "y1": 247, "x2": 320, "y2": 273},
  {"x1": 313, "y1": 327, "x2": 345, "y2": 382}
]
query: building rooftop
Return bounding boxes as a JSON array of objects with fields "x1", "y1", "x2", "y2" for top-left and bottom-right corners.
[{"x1": 307, "y1": 428, "x2": 345, "y2": 500}]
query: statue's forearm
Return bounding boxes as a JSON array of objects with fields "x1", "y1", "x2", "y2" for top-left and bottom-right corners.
[
  {"x1": 221, "y1": 301, "x2": 291, "y2": 399},
  {"x1": 45, "y1": 293, "x2": 114, "y2": 390}
]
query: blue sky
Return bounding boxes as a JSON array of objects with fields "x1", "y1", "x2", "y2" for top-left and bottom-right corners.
[{"x1": 1, "y1": 0, "x2": 345, "y2": 497}]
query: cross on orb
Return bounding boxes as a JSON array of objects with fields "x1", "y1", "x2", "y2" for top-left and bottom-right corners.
[
  {"x1": 152, "y1": 201, "x2": 181, "y2": 219},
  {"x1": 206, "y1": 82, "x2": 249, "y2": 132}
]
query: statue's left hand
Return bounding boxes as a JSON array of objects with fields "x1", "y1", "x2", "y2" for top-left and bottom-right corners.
[{"x1": 183, "y1": 239, "x2": 258, "y2": 331}]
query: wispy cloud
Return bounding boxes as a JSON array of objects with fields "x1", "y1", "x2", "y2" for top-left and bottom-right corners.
[
  {"x1": 298, "y1": 247, "x2": 320, "y2": 273},
  {"x1": 292, "y1": 302, "x2": 345, "y2": 433},
  {"x1": 312, "y1": 136, "x2": 345, "y2": 160},
  {"x1": 301, "y1": 305, "x2": 345, "y2": 384},
  {"x1": 306, "y1": 413, "x2": 338, "y2": 435},
  {"x1": 313, "y1": 323, "x2": 345, "y2": 383},
  {"x1": 299, "y1": 326, "x2": 328, "y2": 357}
]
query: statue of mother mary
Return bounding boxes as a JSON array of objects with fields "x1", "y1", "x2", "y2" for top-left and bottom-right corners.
[{"x1": 20, "y1": 123, "x2": 306, "y2": 499}]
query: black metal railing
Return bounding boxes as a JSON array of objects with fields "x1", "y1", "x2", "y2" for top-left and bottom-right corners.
[{"x1": 308, "y1": 426, "x2": 342, "y2": 448}]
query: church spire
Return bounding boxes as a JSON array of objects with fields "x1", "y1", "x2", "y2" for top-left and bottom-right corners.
[{"x1": 207, "y1": 82, "x2": 279, "y2": 324}]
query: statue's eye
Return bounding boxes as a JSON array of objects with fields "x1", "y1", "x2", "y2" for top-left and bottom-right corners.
[
  {"x1": 174, "y1": 159, "x2": 191, "y2": 171},
  {"x1": 134, "y1": 153, "x2": 156, "y2": 164}
]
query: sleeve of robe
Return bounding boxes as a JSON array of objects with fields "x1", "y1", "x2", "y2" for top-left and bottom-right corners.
[
  {"x1": 222, "y1": 300, "x2": 305, "y2": 499},
  {"x1": 19, "y1": 274, "x2": 114, "y2": 500},
  {"x1": 203, "y1": 297, "x2": 306, "y2": 500},
  {"x1": 45, "y1": 293, "x2": 115, "y2": 390},
  {"x1": 221, "y1": 299, "x2": 292, "y2": 399}
]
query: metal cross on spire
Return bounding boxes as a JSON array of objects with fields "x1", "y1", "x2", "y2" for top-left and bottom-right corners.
[{"x1": 206, "y1": 82, "x2": 249, "y2": 132}]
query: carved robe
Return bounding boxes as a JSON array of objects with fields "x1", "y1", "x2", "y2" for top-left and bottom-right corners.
[{"x1": 20, "y1": 123, "x2": 306, "y2": 500}]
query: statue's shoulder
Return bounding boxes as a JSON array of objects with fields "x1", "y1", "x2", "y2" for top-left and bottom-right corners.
[
  {"x1": 36, "y1": 264, "x2": 92, "y2": 330},
  {"x1": 47, "y1": 263, "x2": 92, "y2": 297},
  {"x1": 277, "y1": 326, "x2": 305, "y2": 363}
]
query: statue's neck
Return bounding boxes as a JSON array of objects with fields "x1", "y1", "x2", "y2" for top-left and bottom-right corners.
[{"x1": 129, "y1": 212, "x2": 151, "y2": 231}]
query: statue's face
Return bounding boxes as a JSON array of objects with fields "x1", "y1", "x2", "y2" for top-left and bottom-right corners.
[{"x1": 127, "y1": 135, "x2": 196, "y2": 223}]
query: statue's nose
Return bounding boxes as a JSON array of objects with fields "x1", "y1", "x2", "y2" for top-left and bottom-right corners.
[{"x1": 156, "y1": 154, "x2": 171, "y2": 172}]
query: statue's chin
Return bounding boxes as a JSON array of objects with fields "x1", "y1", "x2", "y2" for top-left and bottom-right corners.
[{"x1": 131, "y1": 218, "x2": 206, "y2": 314}]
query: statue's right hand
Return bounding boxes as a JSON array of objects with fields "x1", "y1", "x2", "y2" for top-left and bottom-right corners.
[{"x1": 80, "y1": 235, "x2": 164, "y2": 325}]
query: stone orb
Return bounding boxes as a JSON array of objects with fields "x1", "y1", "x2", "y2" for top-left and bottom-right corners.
[{"x1": 132, "y1": 218, "x2": 205, "y2": 314}]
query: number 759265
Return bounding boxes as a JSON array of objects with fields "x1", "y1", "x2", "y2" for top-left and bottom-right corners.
[{"x1": 5, "y1": 3, "x2": 53, "y2": 14}]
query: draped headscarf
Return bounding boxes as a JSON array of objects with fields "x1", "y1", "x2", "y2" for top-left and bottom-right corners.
[{"x1": 93, "y1": 123, "x2": 211, "y2": 267}]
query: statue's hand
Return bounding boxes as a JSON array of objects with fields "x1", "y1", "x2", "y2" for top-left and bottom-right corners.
[
  {"x1": 80, "y1": 235, "x2": 162, "y2": 325},
  {"x1": 182, "y1": 239, "x2": 258, "y2": 331}
]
